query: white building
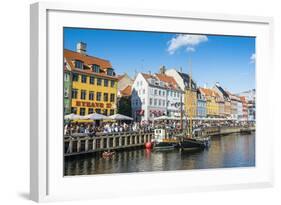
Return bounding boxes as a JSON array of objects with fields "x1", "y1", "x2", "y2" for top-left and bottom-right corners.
[{"x1": 131, "y1": 72, "x2": 183, "y2": 122}]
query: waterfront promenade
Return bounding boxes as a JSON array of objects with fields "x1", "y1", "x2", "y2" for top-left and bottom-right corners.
[{"x1": 64, "y1": 126, "x2": 255, "y2": 156}]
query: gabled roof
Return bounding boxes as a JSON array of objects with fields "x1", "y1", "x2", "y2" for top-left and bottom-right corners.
[
  {"x1": 155, "y1": 73, "x2": 180, "y2": 90},
  {"x1": 177, "y1": 71, "x2": 197, "y2": 89},
  {"x1": 199, "y1": 87, "x2": 220, "y2": 98},
  {"x1": 215, "y1": 85, "x2": 230, "y2": 99},
  {"x1": 120, "y1": 85, "x2": 132, "y2": 96}
]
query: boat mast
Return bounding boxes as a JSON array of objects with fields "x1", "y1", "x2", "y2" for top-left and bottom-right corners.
[
  {"x1": 189, "y1": 55, "x2": 193, "y2": 137},
  {"x1": 180, "y1": 87, "x2": 183, "y2": 130}
]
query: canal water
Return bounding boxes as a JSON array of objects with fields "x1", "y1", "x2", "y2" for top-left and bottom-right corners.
[{"x1": 64, "y1": 132, "x2": 255, "y2": 176}]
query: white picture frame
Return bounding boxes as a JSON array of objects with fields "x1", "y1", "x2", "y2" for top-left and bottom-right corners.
[{"x1": 30, "y1": 2, "x2": 274, "y2": 202}]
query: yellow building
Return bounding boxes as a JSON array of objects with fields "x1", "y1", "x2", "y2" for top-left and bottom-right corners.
[
  {"x1": 64, "y1": 42, "x2": 118, "y2": 116},
  {"x1": 199, "y1": 88, "x2": 219, "y2": 117},
  {"x1": 185, "y1": 89, "x2": 197, "y2": 118}
]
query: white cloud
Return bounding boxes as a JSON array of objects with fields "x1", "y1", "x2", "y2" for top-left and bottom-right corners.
[
  {"x1": 167, "y1": 34, "x2": 208, "y2": 54},
  {"x1": 250, "y1": 53, "x2": 256, "y2": 63},
  {"x1": 186, "y1": 47, "x2": 195, "y2": 52}
]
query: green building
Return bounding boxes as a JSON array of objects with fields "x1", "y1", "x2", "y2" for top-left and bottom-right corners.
[{"x1": 64, "y1": 65, "x2": 72, "y2": 115}]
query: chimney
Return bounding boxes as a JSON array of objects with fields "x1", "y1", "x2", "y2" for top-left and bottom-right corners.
[
  {"x1": 76, "y1": 42, "x2": 87, "y2": 54},
  {"x1": 159, "y1": 65, "x2": 166, "y2": 74}
]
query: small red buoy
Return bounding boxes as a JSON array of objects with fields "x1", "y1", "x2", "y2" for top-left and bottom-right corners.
[{"x1": 145, "y1": 142, "x2": 152, "y2": 149}]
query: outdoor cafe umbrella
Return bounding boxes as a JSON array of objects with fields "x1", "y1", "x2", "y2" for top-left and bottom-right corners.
[
  {"x1": 154, "y1": 116, "x2": 180, "y2": 121},
  {"x1": 82, "y1": 113, "x2": 109, "y2": 120},
  {"x1": 109, "y1": 114, "x2": 133, "y2": 121},
  {"x1": 64, "y1": 113, "x2": 82, "y2": 120}
]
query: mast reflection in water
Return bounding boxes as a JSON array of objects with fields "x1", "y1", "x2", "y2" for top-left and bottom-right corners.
[{"x1": 64, "y1": 132, "x2": 255, "y2": 176}]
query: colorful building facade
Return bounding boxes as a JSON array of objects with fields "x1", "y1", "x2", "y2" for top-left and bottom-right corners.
[
  {"x1": 63, "y1": 64, "x2": 72, "y2": 115},
  {"x1": 197, "y1": 89, "x2": 207, "y2": 118},
  {"x1": 165, "y1": 69, "x2": 197, "y2": 118},
  {"x1": 64, "y1": 42, "x2": 118, "y2": 116},
  {"x1": 199, "y1": 88, "x2": 219, "y2": 117}
]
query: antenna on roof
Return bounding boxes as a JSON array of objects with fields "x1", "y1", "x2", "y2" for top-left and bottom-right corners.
[{"x1": 141, "y1": 59, "x2": 144, "y2": 70}]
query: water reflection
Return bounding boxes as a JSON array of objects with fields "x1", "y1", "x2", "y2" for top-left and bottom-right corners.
[{"x1": 64, "y1": 132, "x2": 255, "y2": 176}]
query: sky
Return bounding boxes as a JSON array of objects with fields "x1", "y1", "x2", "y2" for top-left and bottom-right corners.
[{"x1": 64, "y1": 27, "x2": 255, "y2": 93}]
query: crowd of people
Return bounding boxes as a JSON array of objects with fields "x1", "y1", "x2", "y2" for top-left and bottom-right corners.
[
  {"x1": 64, "y1": 121, "x2": 154, "y2": 136},
  {"x1": 64, "y1": 119, "x2": 255, "y2": 137}
]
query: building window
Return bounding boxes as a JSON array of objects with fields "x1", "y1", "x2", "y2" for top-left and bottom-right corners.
[
  {"x1": 92, "y1": 64, "x2": 100, "y2": 73},
  {"x1": 110, "y1": 109, "x2": 115, "y2": 115},
  {"x1": 71, "y1": 89, "x2": 78, "y2": 99},
  {"x1": 90, "y1": 76, "x2": 95, "y2": 84},
  {"x1": 81, "y1": 75, "x2": 87, "y2": 83},
  {"x1": 104, "y1": 79, "x2": 108, "y2": 87},
  {"x1": 104, "y1": 93, "x2": 108, "y2": 101},
  {"x1": 88, "y1": 108, "x2": 94, "y2": 114},
  {"x1": 97, "y1": 78, "x2": 102, "y2": 86},
  {"x1": 107, "y1": 68, "x2": 114, "y2": 76},
  {"x1": 159, "y1": 90, "x2": 161, "y2": 95},
  {"x1": 72, "y1": 73, "x2": 79, "y2": 82},
  {"x1": 81, "y1": 90, "x2": 86, "y2": 100},
  {"x1": 71, "y1": 107, "x2": 77, "y2": 114},
  {"x1": 110, "y1": 80, "x2": 115, "y2": 87},
  {"x1": 95, "y1": 109, "x2": 101, "y2": 114},
  {"x1": 96, "y1": 92, "x2": 102, "y2": 101},
  {"x1": 154, "y1": 99, "x2": 157, "y2": 106},
  {"x1": 80, "y1": 108, "x2": 85, "y2": 116},
  {"x1": 159, "y1": 99, "x2": 161, "y2": 106},
  {"x1": 142, "y1": 99, "x2": 145, "y2": 105},
  {"x1": 150, "y1": 98, "x2": 152, "y2": 105},
  {"x1": 163, "y1": 100, "x2": 165, "y2": 106},
  {"x1": 154, "y1": 89, "x2": 157, "y2": 95},
  {"x1": 75, "y1": 60, "x2": 83, "y2": 69},
  {"x1": 64, "y1": 73, "x2": 69, "y2": 81},
  {"x1": 89, "y1": 91, "x2": 94, "y2": 100},
  {"x1": 110, "y1": 94, "x2": 115, "y2": 102},
  {"x1": 143, "y1": 89, "x2": 145, "y2": 94},
  {"x1": 64, "y1": 88, "x2": 69, "y2": 98},
  {"x1": 103, "y1": 109, "x2": 108, "y2": 116}
]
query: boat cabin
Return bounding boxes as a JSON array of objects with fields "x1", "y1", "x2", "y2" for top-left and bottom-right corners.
[{"x1": 154, "y1": 129, "x2": 168, "y2": 142}]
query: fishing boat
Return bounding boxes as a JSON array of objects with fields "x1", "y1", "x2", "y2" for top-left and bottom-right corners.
[{"x1": 152, "y1": 128, "x2": 178, "y2": 150}]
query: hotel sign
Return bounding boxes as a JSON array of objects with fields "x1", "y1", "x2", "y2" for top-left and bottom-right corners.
[{"x1": 75, "y1": 101, "x2": 112, "y2": 108}]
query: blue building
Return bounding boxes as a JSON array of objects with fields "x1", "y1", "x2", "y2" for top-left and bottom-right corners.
[{"x1": 197, "y1": 89, "x2": 206, "y2": 118}]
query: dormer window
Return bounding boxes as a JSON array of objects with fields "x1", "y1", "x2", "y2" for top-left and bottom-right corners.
[
  {"x1": 92, "y1": 64, "x2": 100, "y2": 73},
  {"x1": 75, "y1": 60, "x2": 83, "y2": 69},
  {"x1": 107, "y1": 68, "x2": 114, "y2": 76}
]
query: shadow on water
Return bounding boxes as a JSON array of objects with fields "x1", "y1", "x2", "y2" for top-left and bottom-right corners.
[{"x1": 64, "y1": 132, "x2": 255, "y2": 176}]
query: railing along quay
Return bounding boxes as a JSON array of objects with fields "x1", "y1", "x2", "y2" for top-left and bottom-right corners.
[{"x1": 64, "y1": 130, "x2": 181, "y2": 156}]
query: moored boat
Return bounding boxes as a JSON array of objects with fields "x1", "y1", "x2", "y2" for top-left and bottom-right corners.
[
  {"x1": 180, "y1": 135, "x2": 211, "y2": 151},
  {"x1": 152, "y1": 129, "x2": 178, "y2": 150}
]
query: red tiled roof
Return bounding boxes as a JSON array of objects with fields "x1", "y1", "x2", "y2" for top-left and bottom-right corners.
[
  {"x1": 155, "y1": 74, "x2": 180, "y2": 90},
  {"x1": 141, "y1": 73, "x2": 156, "y2": 81},
  {"x1": 120, "y1": 85, "x2": 132, "y2": 96},
  {"x1": 64, "y1": 49, "x2": 117, "y2": 79},
  {"x1": 199, "y1": 87, "x2": 219, "y2": 97}
]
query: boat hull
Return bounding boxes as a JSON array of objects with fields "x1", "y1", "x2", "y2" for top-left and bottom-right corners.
[
  {"x1": 153, "y1": 142, "x2": 177, "y2": 150},
  {"x1": 180, "y1": 138, "x2": 210, "y2": 151}
]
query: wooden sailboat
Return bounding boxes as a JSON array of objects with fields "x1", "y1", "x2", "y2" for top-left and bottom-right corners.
[{"x1": 180, "y1": 56, "x2": 211, "y2": 151}]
